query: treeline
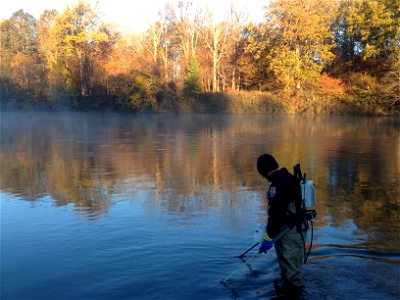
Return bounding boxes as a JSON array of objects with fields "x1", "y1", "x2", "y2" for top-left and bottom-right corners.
[{"x1": 0, "y1": 0, "x2": 399, "y2": 113}]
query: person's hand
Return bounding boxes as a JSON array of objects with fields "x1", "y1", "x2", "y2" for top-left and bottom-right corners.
[{"x1": 259, "y1": 234, "x2": 273, "y2": 253}]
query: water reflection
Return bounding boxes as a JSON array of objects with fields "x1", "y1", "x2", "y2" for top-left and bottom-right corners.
[{"x1": 1, "y1": 112, "x2": 399, "y2": 252}]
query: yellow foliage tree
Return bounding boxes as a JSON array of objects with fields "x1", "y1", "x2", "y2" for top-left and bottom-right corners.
[{"x1": 265, "y1": 0, "x2": 338, "y2": 94}]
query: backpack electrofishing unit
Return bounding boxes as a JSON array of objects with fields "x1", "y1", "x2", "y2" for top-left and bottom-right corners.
[
  {"x1": 294, "y1": 163, "x2": 316, "y2": 219},
  {"x1": 293, "y1": 163, "x2": 316, "y2": 262}
]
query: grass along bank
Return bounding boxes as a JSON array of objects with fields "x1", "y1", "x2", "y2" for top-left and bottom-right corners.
[{"x1": 177, "y1": 90, "x2": 399, "y2": 115}]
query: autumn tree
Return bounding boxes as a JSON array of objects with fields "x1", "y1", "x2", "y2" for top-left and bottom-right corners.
[
  {"x1": 335, "y1": 0, "x2": 399, "y2": 62},
  {"x1": 36, "y1": 1, "x2": 114, "y2": 99},
  {"x1": 37, "y1": 9, "x2": 68, "y2": 98},
  {"x1": 240, "y1": 23, "x2": 272, "y2": 91},
  {"x1": 202, "y1": 16, "x2": 228, "y2": 92},
  {"x1": 0, "y1": 10, "x2": 44, "y2": 102},
  {"x1": 226, "y1": 5, "x2": 248, "y2": 90},
  {"x1": 151, "y1": 1, "x2": 205, "y2": 90},
  {"x1": 158, "y1": 9, "x2": 176, "y2": 83},
  {"x1": 381, "y1": 48, "x2": 400, "y2": 106},
  {"x1": 172, "y1": 1, "x2": 204, "y2": 68},
  {"x1": 1, "y1": 0, "x2": 398, "y2": 111},
  {"x1": 264, "y1": 0, "x2": 339, "y2": 94},
  {"x1": 63, "y1": 2, "x2": 112, "y2": 96},
  {"x1": 142, "y1": 20, "x2": 164, "y2": 74},
  {"x1": 102, "y1": 34, "x2": 136, "y2": 95}
]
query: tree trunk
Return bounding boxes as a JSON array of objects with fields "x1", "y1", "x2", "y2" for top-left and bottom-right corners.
[
  {"x1": 163, "y1": 46, "x2": 169, "y2": 82},
  {"x1": 213, "y1": 52, "x2": 217, "y2": 92},
  {"x1": 231, "y1": 67, "x2": 236, "y2": 90},
  {"x1": 80, "y1": 55, "x2": 90, "y2": 96}
]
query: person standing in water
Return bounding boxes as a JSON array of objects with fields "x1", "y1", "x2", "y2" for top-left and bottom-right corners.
[{"x1": 257, "y1": 154, "x2": 307, "y2": 300}]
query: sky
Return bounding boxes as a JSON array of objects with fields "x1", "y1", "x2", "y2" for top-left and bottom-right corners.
[{"x1": 0, "y1": 0, "x2": 266, "y2": 33}]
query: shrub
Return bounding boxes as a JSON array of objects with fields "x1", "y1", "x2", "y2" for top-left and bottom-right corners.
[
  {"x1": 343, "y1": 72, "x2": 380, "y2": 91},
  {"x1": 116, "y1": 74, "x2": 161, "y2": 110},
  {"x1": 318, "y1": 73, "x2": 345, "y2": 95}
]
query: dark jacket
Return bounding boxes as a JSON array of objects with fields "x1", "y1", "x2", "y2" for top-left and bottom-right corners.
[{"x1": 266, "y1": 168, "x2": 302, "y2": 238}]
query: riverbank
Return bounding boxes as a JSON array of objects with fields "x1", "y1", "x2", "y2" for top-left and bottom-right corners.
[
  {"x1": 180, "y1": 91, "x2": 399, "y2": 116},
  {"x1": 1, "y1": 90, "x2": 398, "y2": 116}
]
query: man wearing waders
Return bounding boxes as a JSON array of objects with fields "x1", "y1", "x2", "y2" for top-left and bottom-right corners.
[{"x1": 257, "y1": 154, "x2": 307, "y2": 300}]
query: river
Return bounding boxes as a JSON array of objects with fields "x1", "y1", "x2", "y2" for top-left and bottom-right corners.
[{"x1": 1, "y1": 112, "x2": 399, "y2": 299}]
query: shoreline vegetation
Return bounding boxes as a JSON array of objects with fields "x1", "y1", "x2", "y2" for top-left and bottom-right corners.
[
  {"x1": 1, "y1": 0, "x2": 399, "y2": 116},
  {"x1": 2, "y1": 89, "x2": 399, "y2": 116}
]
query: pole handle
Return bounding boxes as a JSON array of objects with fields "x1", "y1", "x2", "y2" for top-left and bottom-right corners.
[
  {"x1": 238, "y1": 242, "x2": 259, "y2": 258},
  {"x1": 239, "y1": 225, "x2": 293, "y2": 258}
]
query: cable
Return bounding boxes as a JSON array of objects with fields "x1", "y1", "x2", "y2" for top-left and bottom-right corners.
[
  {"x1": 304, "y1": 220, "x2": 314, "y2": 263},
  {"x1": 300, "y1": 227, "x2": 307, "y2": 263}
]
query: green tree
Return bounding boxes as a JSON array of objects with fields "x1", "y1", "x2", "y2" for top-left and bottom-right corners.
[{"x1": 183, "y1": 56, "x2": 200, "y2": 96}]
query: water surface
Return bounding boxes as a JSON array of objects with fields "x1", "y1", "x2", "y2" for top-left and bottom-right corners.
[{"x1": 1, "y1": 112, "x2": 399, "y2": 299}]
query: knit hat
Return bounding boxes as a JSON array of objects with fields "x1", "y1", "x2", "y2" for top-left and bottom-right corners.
[{"x1": 257, "y1": 154, "x2": 279, "y2": 176}]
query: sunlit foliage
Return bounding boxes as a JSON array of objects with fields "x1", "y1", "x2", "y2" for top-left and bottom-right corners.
[{"x1": 0, "y1": 0, "x2": 399, "y2": 113}]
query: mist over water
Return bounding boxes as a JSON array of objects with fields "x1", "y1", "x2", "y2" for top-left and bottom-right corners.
[{"x1": 1, "y1": 112, "x2": 399, "y2": 299}]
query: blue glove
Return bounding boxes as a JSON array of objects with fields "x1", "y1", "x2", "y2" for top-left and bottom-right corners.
[{"x1": 259, "y1": 234, "x2": 273, "y2": 253}]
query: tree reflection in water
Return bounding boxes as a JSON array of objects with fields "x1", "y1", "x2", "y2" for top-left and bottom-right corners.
[{"x1": 1, "y1": 112, "x2": 399, "y2": 251}]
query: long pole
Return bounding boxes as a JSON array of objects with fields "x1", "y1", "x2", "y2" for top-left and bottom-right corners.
[
  {"x1": 238, "y1": 242, "x2": 259, "y2": 258},
  {"x1": 221, "y1": 252, "x2": 260, "y2": 283},
  {"x1": 238, "y1": 225, "x2": 294, "y2": 258},
  {"x1": 222, "y1": 225, "x2": 294, "y2": 283}
]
